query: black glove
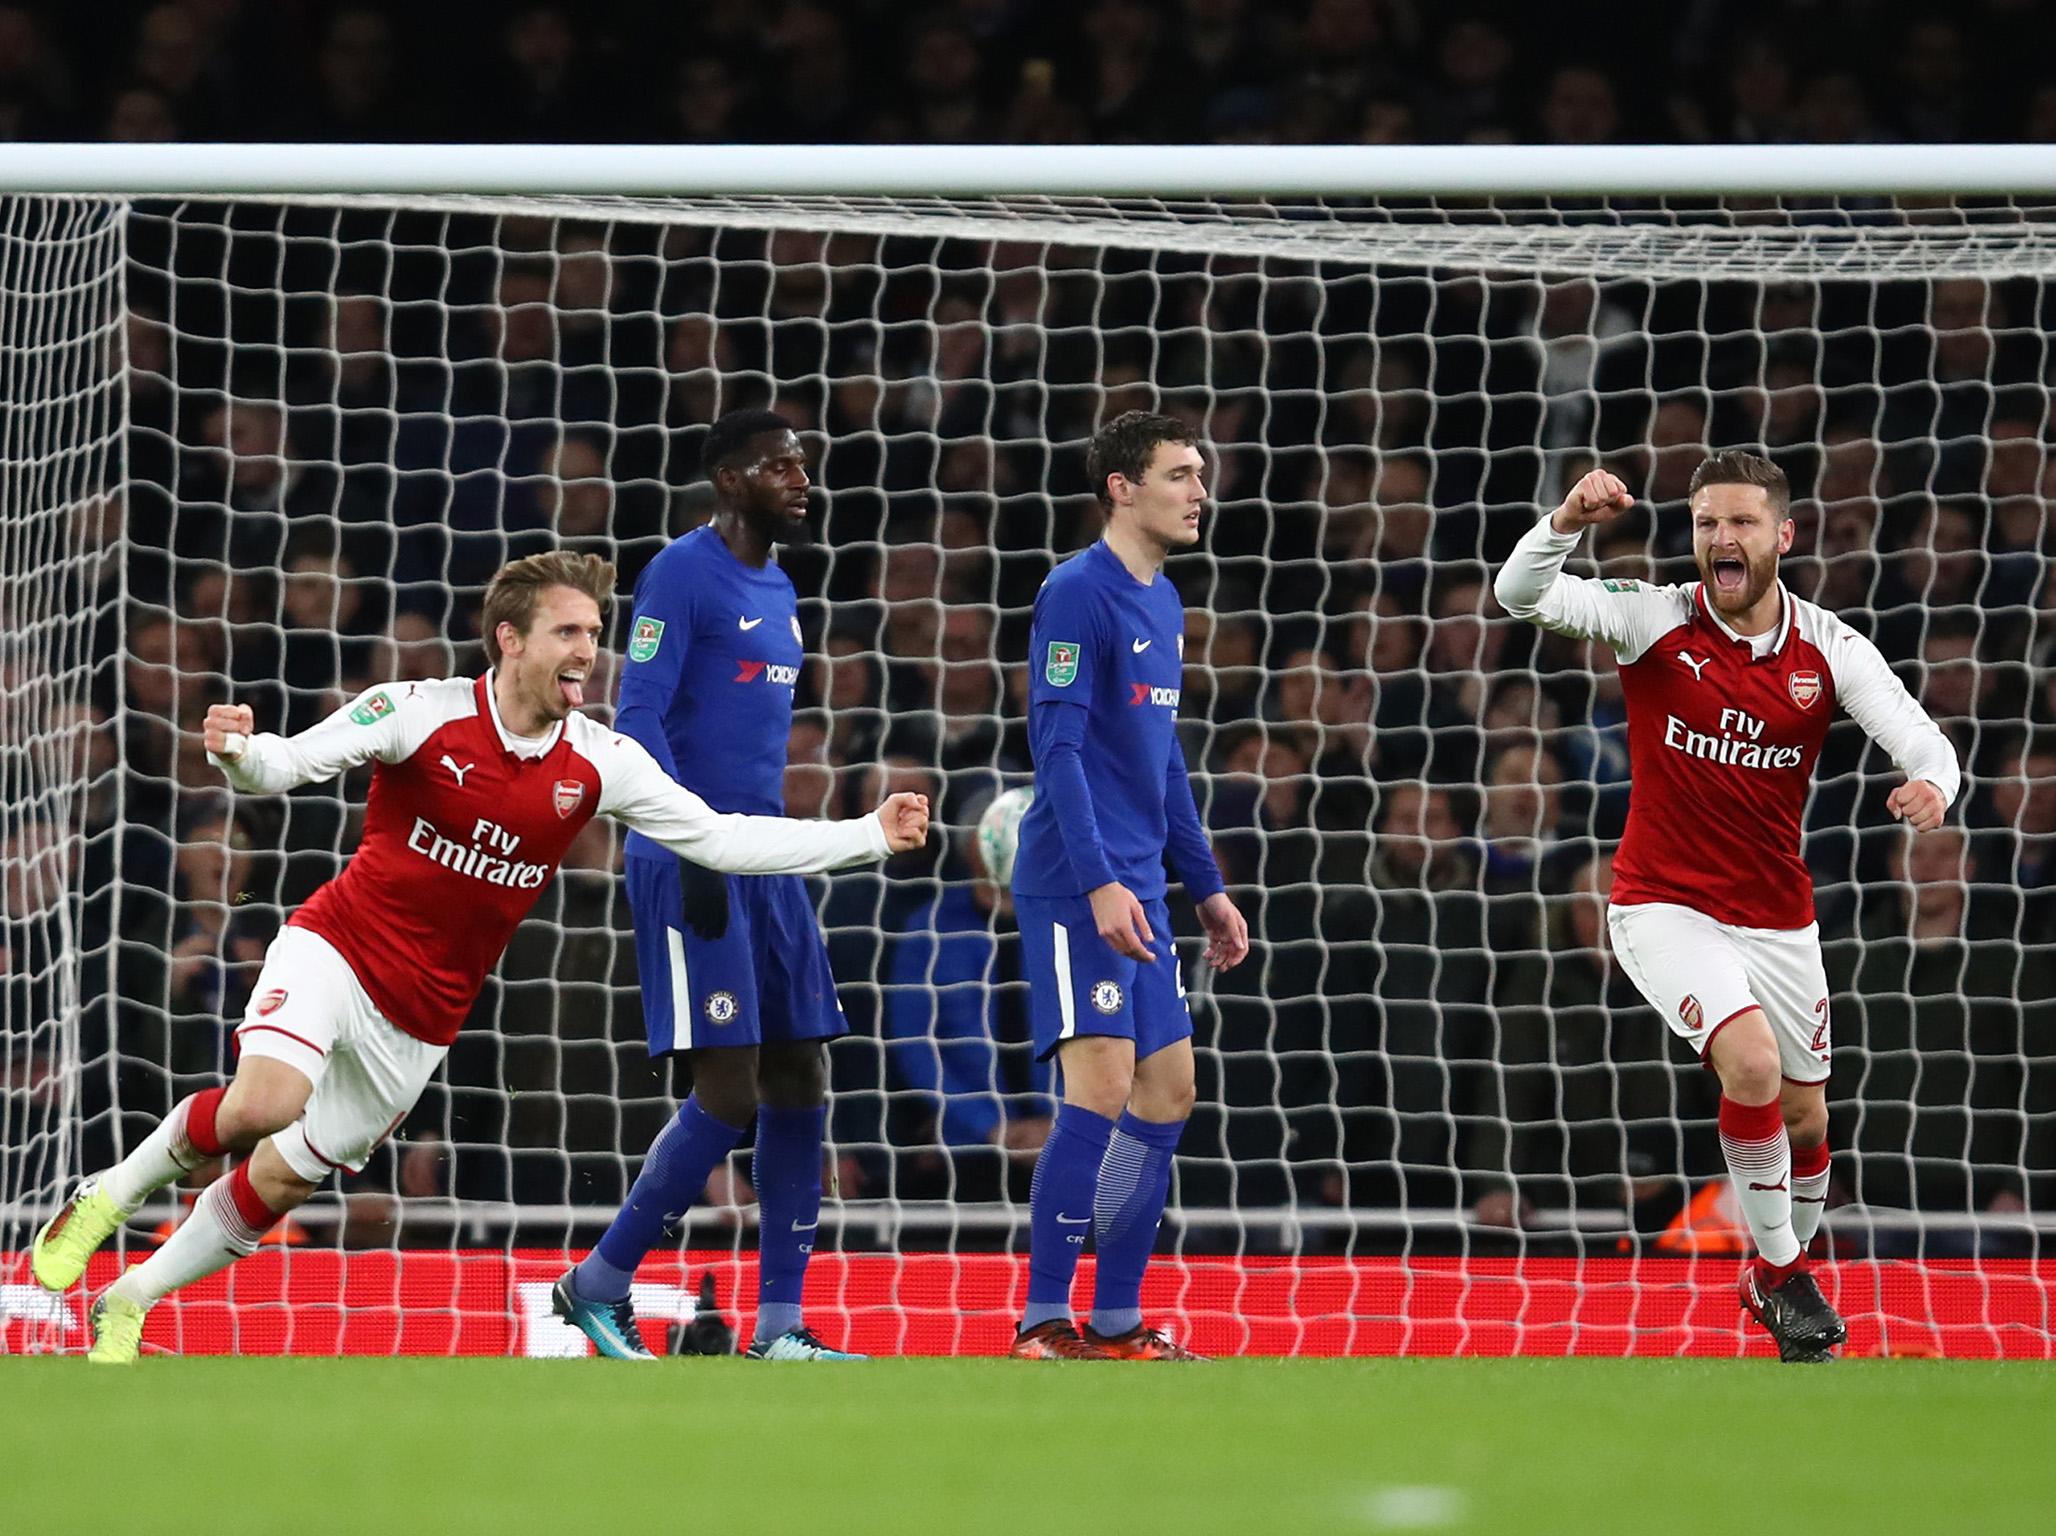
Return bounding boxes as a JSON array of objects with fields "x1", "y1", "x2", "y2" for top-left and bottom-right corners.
[
  {"x1": 678, "y1": 855, "x2": 731, "y2": 940},
  {"x1": 668, "y1": 1271, "x2": 737, "y2": 1356}
]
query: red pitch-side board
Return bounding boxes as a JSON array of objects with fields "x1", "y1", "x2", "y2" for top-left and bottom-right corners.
[{"x1": 4, "y1": 1252, "x2": 2051, "y2": 1358}]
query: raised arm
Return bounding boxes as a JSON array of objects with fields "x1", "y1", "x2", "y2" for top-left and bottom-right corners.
[
  {"x1": 1822, "y1": 618, "x2": 1962, "y2": 831},
  {"x1": 594, "y1": 727, "x2": 927, "y2": 874},
  {"x1": 203, "y1": 684, "x2": 416, "y2": 793},
  {"x1": 1493, "y1": 470, "x2": 1686, "y2": 663}
]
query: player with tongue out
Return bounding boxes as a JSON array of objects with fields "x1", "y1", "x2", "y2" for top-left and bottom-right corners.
[{"x1": 32, "y1": 547, "x2": 929, "y2": 1362}]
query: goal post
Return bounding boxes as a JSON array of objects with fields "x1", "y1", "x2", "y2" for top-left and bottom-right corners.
[
  {"x1": 0, "y1": 145, "x2": 2051, "y2": 1358},
  {"x1": 0, "y1": 194, "x2": 127, "y2": 1331},
  {"x1": 4, "y1": 140, "x2": 2056, "y2": 195}
]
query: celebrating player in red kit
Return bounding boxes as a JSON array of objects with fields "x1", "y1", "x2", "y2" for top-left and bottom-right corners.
[
  {"x1": 1495, "y1": 453, "x2": 1958, "y2": 1362},
  {"x1": 33, "y1": 551, "x2": 929, "y2": 1362}
]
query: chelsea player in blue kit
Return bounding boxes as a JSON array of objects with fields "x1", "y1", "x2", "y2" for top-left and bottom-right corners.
[
  {"x1": 1010, "y1": 411, "x2": 1250, "y2": 1360},
  {"x1": 555, "y1": 408, "x2": 895, "y2": 1361}
]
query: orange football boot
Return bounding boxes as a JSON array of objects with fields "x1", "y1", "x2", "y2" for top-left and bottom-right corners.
[
  {"x1": 1079, "y1": 1323, "x2": 1209, "y2": 1361},
  {"x1": 1010, "y1": 1320, "x2": 1114, "y2": 1359}
]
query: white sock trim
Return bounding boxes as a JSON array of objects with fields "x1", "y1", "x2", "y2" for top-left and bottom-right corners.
[
  {"x1": 112, "y1": 1178, "x2": 261, "y2": 1309},
  {"x1": 1721, "y1": 1129, "x2": 1800, "y2": 1267},
  {"x1": 101, "y1": 1098, "x2": 209, "y2": 1213}
]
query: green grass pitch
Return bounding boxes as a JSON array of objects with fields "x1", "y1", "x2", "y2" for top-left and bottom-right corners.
[{"x1": 4, "y1": 1357, "x2": 2051, "y2": 1534}]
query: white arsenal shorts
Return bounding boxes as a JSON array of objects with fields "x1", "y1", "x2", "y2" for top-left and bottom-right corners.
[
  {"x1": 1605, "y1": 901, "x2": 1833, "y2": 1085},
  {"x1": 234, "y1": 926, "x2": 447, "y2": 1181}
]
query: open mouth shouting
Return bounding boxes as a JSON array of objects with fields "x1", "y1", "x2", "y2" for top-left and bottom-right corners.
[{"x1": 1711, "y1": 555, "x2": 1747, "y2": 594}]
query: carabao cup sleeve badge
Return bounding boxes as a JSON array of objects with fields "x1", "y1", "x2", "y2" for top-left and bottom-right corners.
[
  {"x1": 1045, "y1": 640, "x2": 1079, "y2": 686},
  {"x1": 628, "y1": 616, "x2": 665, "y2": 664}
]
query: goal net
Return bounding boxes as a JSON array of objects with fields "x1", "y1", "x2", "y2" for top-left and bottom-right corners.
[
  {"x1": 0, "y1": 196, "x2": 125, "y2": 1346},
  {"x1": 3, "y1": 172, "x2": 2051, "y2": 1357}
]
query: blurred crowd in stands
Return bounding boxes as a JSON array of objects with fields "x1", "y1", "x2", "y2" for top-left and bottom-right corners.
[
  {"x1": 2, "y1": 0, "x2": 2051, "y2": 1253},
  {"x1": 5, "y1": 0, "x2": 2056, "y2": 149}
]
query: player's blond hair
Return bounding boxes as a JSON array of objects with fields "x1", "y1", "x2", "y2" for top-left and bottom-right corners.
[{"x1": 480, "y1": 551, "x2": 617, "y2": 668}]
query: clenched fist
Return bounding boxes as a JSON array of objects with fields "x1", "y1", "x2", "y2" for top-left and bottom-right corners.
[
  {"x1": 1550, "y1": 469, "x2": 1634, "y2": 534},
  {"x1": 1886, "y1": 778, "x2": 1947, "y2": 833},
  {"x1": 877, "y1": 792, "x2": 931, "y2": 854},
  {"x1": 203, "y1": 702, "x2": 255, "y2": 758}
]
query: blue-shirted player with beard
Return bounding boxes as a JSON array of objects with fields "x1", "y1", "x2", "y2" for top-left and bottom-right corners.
[
  {"x1": 1009, "y1": 411, "x2": 1251, "y2": 1360},
  {"x1": 554, "y1": 408, "x2": 889, "y2": 1361}
]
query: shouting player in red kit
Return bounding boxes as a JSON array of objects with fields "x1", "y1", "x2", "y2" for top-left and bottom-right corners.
[
  {"x1": 33, "y1": 551, "x2": 929, "y2": 1362},
  {"x1": 1495, "y1": 453, "x2": 1958, "y2": 1362}
]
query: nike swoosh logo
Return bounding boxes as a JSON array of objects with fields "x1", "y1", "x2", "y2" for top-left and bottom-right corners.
[
  {"x1": 1056, "y1": 1214, "x2": 1090, "y2": 1226},
  {"x1": 1131, "y1": 638, "x2": 1151, "y2": 653},
  {"x1": 791, "y1": 1219, "x2": 819, "y2": 1233},
  {"x1": 738, "y1": 616, "x2": 764, "y2": 630}
]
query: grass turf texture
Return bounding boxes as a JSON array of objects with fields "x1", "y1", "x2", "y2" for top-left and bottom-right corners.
[{"x1": 4, "y1": 1357, "x2": 2050, "y2": 1534}]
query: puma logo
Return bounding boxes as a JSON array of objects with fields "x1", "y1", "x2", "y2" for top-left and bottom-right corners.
[
  {"x1": 738, "y1": 616, "x2": 764, "y2": 630},
  {"x1": 1746, "y1": 1180, "x2": 1788, "y2": 1193},
  {"x1": 1678, "y1": 651, "x2": 1710, "y2": 681},
  {"x1": 440, "y1": 754, "x2": 474, "y2": 787}
]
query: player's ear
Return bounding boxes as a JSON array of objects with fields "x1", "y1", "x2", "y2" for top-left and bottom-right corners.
[{"x1": 1777, "y1": 516, "x2": 1795, "y2": 556}]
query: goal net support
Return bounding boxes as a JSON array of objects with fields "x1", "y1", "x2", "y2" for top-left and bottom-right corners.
[
  {"x1": 1, "y1": 145, "x2": 2051, "y2": 1357},
  {"x1": 0, "y1": 196, "x2": 125, "y2": 1346}
]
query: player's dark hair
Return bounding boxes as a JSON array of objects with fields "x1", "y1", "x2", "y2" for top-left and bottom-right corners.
[
  {"x1": 1688, "y1": 450, "x2": 1790, "y2": 517},
  {"x1": 1086, "y1": 410, "x2": 1200, "y2": 510},
  {"x1": 701, "y1": 407, "x2": 794, "y2": 481},
  {"x1": 481, "y1": 550, "x2": 616, "y2": 668}
]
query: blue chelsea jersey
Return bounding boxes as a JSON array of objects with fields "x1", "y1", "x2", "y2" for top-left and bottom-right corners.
[
  {"x1": 1013, "y1": 539, "x2": 1200, "y2": 901},
  {"x1": 616, "y1": 526, "x2": 803, "y2": 859}
]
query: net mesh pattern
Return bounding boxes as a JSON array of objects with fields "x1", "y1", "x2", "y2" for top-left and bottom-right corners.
[{"x1": 2, "y1": 189, "x2": 2051, "y2": 1353}]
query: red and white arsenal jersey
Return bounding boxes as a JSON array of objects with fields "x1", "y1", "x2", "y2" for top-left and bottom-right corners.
[
  {"x1": 211, "y1": 675, "x2": 888, "y2": 1045},
  {"x1": 1495, "y1": 516, "x2": 1960, "y2": 930}
]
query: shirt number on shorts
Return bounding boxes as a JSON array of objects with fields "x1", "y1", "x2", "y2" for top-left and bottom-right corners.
[{"x1": 1809, "y1": 997, "x2": 1830, "y2": 1053}]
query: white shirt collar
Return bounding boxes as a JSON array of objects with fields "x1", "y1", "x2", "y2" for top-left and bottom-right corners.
[
  {"x1": 1700, "y1": 580, "x2": 1791, "y2": 660},
  {"x1": 482, "y1": 670, "x2": 564, "y2": 759}
]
